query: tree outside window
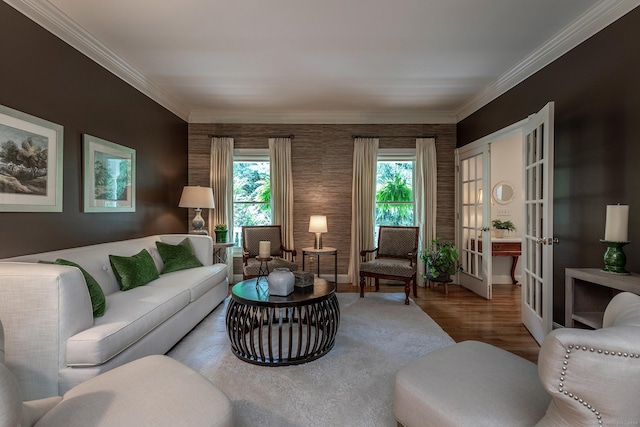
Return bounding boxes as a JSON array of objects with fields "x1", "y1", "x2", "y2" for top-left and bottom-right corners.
[
  {"x1": 233, "y1": 161, "x2": 271, "y2": 245},
  {"x1": 375, "y1": 161, "x2": 414, "y2": 227}
]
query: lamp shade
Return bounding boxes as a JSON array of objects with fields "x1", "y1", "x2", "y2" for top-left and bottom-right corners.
[
  {"x1": 308, "y1": 215, "x2": 328, "y2": 233},
  {"x1": 178, "y1": 186, "x2": 215, "y2": 209}
]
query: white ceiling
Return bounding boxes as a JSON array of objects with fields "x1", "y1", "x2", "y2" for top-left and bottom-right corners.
[{"x1": 8, "y1": 0, "x2": 640, "y2": 123}]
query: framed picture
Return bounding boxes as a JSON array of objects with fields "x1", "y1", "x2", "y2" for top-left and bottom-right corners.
[
  {"x1": 83, "y1": 134, "x2": 136, "y2": 212},
  {"x1": 0, "y1": 104, "x2": 64, "y2": 212}
]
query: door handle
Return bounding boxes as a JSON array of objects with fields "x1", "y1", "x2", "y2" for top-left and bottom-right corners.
[{"x1": 536, "y1": 237, "x2": 559, "y2": 245}]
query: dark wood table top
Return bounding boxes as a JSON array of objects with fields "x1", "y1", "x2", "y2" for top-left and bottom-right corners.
[{"x1": 231, "y1": 277, "x2": 335, "y2": 308}]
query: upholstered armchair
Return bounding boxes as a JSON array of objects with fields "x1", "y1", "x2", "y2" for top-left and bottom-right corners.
[
  {"x1": 394, "y1": 291, "x2": 640, "y2": 426},
  {"x1": 359, "y1": 226, "x2": 419, "y2": 305},
  {"x1": 242, "y1": 225, "x2": 297, "y2": 279},
  {"x1": 0, "y1": 320, "x2": 233, "y2": 427}
]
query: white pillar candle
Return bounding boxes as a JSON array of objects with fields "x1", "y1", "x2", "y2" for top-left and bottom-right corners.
[
  {"x1": 259, "y1": 241, "x2": 271, "y2": 258},
  {"x1": 604, "y1": 205, "x2": 629, "y2": 242}
]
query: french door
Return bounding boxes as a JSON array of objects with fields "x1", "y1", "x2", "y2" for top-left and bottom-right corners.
[
  {"x1": 456, "y1": 144, "x2": 492, "y2": 299},
  {"x1": 521, "y1": 102, "x2": 556, "y2": 344}
]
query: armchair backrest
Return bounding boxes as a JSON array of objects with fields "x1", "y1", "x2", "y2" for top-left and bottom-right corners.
[
  {"x1": 536, "y1": 292, "x2": 640, "y2": 426},
  {"x1": 242, "y1": 226, "x2": 284, "y2": 257},
  {"x1": 376, "y1": 226, "x2": 419, "y2": 259}
]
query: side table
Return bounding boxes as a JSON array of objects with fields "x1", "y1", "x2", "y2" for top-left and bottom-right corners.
[
  {"x1": 302, "y1": 247, "x2": 337, "y2": 284},
  {"x1": 212, "y1": 241, "x2": 234, "y2": 264}
]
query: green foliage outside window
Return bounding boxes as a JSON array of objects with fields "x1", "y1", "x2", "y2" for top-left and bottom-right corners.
[{"x1": 375, "y1": 161, "x2": 414, "y2": 226}]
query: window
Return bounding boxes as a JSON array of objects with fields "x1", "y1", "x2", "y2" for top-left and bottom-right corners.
[
  {"x1": 375, "y1": 150, "x2": 415, "y2": 229},
  {"x1": 233, "y1": 149, "x2": 271, "y2": 246}
]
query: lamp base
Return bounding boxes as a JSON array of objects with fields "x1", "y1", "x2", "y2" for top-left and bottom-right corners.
[
  {"x1": 600, "y1": 239, "x2": 631, "y2": 275},
  {"x1": 314, "y1": 232, "x2": 323, "y2": 250},
  {"x1": 191, "y1": 208, "x2": 206, "y2": 233}
]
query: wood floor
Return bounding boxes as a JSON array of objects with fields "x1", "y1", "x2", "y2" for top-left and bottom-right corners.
[{"x1": 338, "y1": 281, "x2": 540, "y2": 363}]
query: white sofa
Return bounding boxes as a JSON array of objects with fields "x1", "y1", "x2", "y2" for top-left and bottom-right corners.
[{"x1": 0, "y1": 234, "x2": 228, "y2": 400}]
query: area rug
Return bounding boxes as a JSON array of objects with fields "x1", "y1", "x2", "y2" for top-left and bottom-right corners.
[{"x1": 167, "y1": 293, "x2": 454, "y2": 427}]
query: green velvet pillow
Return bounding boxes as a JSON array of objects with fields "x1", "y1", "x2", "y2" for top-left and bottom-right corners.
[
  {"x1": 38, "y1": 259, "x2": 106, "y2": 318},
  {"x1": 156, "y1": 238, "x2": 204, "y2": 274},
  {"x1": 109, "y1": 249, "x2": 160, "y2": 291}
]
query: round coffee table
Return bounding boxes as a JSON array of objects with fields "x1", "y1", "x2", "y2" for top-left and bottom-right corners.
[{"x1": 226, "y1": 277, "x2": 340, "y2": 366}]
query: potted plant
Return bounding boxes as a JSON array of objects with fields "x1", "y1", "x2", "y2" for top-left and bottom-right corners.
[
  {"x1": 491, "y1": 219, "x2": 516, "y2": 238},
  {"x1": 214, "y1": 224, "x2": 228, "y2": 242},
  {"x1": 420, "y1": 238, "x2": 462, "y2": 280}
]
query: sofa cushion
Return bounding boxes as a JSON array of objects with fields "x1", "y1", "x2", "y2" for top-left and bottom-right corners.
[
  {"x1": 53, "y1": 259, "x2": 106, "y2": 318},
  {"x1": 109, "y1": 249, "x2": 160, "y2": 291},
  {"x1": 65, "y1": 285, "x2": 190, "y2": 366},
  {"x1": 151, "y1": 264, "x2": 228, "y2": 302},
  {"x1": 156, "y1": 238, "x2": 203, "y2": 274}
]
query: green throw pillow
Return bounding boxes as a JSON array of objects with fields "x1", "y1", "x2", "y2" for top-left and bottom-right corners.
[
  {"x1": 156, "y1": 238, "x2": 204, "y2": 274},
  {"x1": 38, "y1": 259, "x2": 106, "y2": 318},
  {"x1": 109, "y1": 249, "x2": 160, "y2": 291}
]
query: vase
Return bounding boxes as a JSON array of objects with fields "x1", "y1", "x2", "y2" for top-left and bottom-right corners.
[
  {"x1": 214, "y1": 230, "x2": 227, "y2": 243},
  {"x1": 268, "y1": 268, "x2": 295, "y2": 296},
  {"x1": 492, "y1": 229, "x2": 505, "y2": 238}
]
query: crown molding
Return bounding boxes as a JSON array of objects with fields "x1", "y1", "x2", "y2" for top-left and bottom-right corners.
[
  {"x1": 188, "y1": 109, "x2": 457, "y2": 124},
  {"x1": 455, "y1": 0, "x2": 640, "y2": 121},
  {"x1": 5, "y1": 0, "x2": 191, "y2": 121}
]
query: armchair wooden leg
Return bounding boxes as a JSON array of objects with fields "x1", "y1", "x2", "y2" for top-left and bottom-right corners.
[
  {"x1": 412, "y1": 274, "x2": 418, "y2": 297},
  {"x1": 403, "y1": 279, "x2": 410, "y2": 305},
  {"x1": 359, "y1": 275, "x2": 366, "y2": 298}
]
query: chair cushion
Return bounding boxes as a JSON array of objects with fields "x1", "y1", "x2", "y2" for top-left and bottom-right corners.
[
  {"x1": 395, "y1": 340, "x2": 550, "y2": 427},
  {"x1": 360, "y1": 258, "x2": 415, "y2": 278},
  {"x1": 155, "y1": 238, "x2": 203, "y2": 274},
  {"x1": 243, "y1": 257, "x2": 298, "y2": 276}
]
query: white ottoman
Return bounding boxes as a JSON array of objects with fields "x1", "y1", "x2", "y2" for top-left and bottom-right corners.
[{"x1": 394, "y1": 340, "x2": 550, "y2": 427}]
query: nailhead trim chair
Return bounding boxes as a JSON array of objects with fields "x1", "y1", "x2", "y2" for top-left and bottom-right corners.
[
  {"x1": 242, "y1": 225, "x2": 297, "y2": 279},
  {"x1": 394, "y1": 291, "x2": 640, "y2": 426},
  {"x1": 359, "y1": 226, "x2": 419, "y2": 305}
]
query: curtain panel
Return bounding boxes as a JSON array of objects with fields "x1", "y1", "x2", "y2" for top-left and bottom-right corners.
[
  {"x1": 210, "y1": 136, "x2": 234, "y2": 282},
  {"x1": 269, "y1": 137, "x2": 295, "y2": 258},
  {"x1": 415, "y1": 137, "x2": 437, "y2": 286},
  {"x1": 347, "y1": 137, "x2": 379, "y2": 285}
]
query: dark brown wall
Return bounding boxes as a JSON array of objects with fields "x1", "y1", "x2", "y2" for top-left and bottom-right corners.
[
  {"x1": 457, "y1": 7, "x2": 640, "y2": 324},
  {"x1": 188, "y1": 123, "x2": 457, "y2": 278},
  {"x1": 0, "y1": 3, "x2": 188, "y2": 258}
]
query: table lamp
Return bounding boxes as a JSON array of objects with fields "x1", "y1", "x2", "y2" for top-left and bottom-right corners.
[
  {"x1": 309, "y1": 215, "x2": 328, "y2": 249},
  {"x1": 179, "y1": 186, "x2": 215, "y2": 234}
]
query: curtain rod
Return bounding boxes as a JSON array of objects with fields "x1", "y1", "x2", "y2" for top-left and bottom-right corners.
[
  {"x1": 352, "y1": 134, "x2": 437, "y2": 139},
  {"x1": 208, "y1": 134, "x2": 294, "y2": 139}
]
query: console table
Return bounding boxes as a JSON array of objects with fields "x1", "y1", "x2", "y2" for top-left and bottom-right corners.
[
  {"x1": 471, "y1": 238, "x2": 521, "y2": 284},
  {"x1": 565, "y1": 268, "x2": 640, "y2": 329}
]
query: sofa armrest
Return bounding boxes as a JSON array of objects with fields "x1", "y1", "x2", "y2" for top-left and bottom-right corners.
[
  {"x1": 0, "y1": 262, "x2": 94, "y2": 399},
  {"x1": 536, "y1": 323, "x2": 640, "y2": 426},
  {"x1": 159, "y1": 234, "x2": 213, "y2": 266}
]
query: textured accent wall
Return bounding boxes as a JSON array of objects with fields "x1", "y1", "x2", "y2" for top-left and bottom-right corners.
[
  {"x1": 0, "y1": 3, "x2": 188, "y2": 258},
  {"x1": 189, "y1": 123, "x2": 456, "y2": 279},
  {"x1": 457, "y1": 8, "x2": 640, "y2": 324}
]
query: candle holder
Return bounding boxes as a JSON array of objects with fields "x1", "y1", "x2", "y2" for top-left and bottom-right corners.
[{"x1": 599, "y1": 240, "x2": 631, "y2": 275}]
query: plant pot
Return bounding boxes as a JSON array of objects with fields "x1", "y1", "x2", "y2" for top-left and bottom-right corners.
[
  {"x1": 492, "y1": 229, "x2": 505, "y2": 238},
  {"x1": 214, "y1": 230, "x2": 227, "y2": 243}
]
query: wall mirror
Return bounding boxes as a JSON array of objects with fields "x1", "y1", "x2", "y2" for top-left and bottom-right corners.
[{"x1": 492, "y1": 181, "x2": 515, "y2": 204}]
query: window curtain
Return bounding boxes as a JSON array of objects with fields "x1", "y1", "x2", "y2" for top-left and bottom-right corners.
[
  {"x1": 415, "y1": 137, "x2": 437, "y2": 286},
  {"x1": 347, "y1": 137, "x2": 379, "y2": 285},
  {"x1": 269, "y1": 137, "x2": 295, "y2": 259},
  {"x1": 210, "y1": 137, "x2": 234, "y2": 282}
]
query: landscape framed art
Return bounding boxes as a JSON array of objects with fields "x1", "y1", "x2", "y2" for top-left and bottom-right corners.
[
  {"x1": 83, "y1": 134, "x2": 136, "y2": 212},
  {"x1": 0, "y1": 104, "x2": 64, "y2": 212}
]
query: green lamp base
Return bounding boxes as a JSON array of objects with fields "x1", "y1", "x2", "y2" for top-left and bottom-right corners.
[{"x1": 600, "y1": 240, "x2": 631, "y2": 275}]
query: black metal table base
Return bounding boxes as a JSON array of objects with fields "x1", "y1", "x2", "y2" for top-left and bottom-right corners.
[{"x1": 226, "y1": 294, "x2": 340, "y2": 366}]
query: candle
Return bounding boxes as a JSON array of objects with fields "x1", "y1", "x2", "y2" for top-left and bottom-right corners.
[
  {"x1": 604, "y1": 205, "x2": 629, "y2": 242},
  {"x1": 259, "y1": 241, "x2": 271, "y2": 258}
]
